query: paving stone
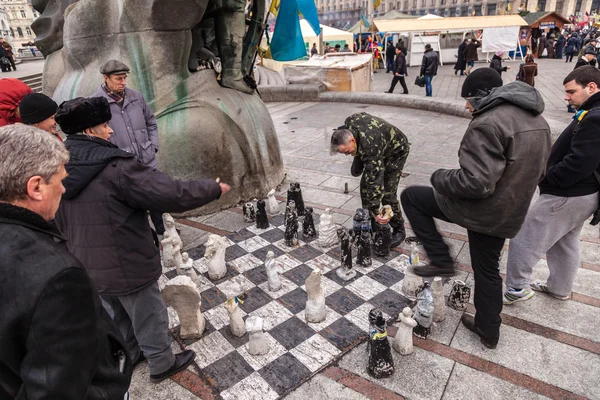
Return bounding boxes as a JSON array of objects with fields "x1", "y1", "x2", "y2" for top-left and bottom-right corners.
[
  {"x1": 128, "y1": 362, "x2": 200, "y2": 400},
  {"x1": 319, "y1": 317, "x2": 366, "y2": 351},
  {"x1": 284, "y1": 373, "x2": 368, "y2": 400},
  {"x1": 259, "y1": 353, "x2": 312, "y2": 395}
]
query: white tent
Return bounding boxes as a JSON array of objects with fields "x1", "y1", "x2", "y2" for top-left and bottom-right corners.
[
  {"x1": 300, "y1": 20, "x2": 353, "y2": 54},
  {"x1": 418, "y1": 14, "x2": 443, "y2": 19}
]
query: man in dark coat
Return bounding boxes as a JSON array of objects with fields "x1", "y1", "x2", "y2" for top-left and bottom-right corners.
[
  {"x1": 386, "y1": 41, "x2": 396, "y2": 73},
  {"x1": 421, "y1": 44, "x2": 439, "y2": 97},
  {"x1": 0, "y1": 124, "x2": 132, "y2": 399},
  {"x1": 0, "y1": 37, "x2": 16, "y2": 71},
  {"x1": 555, "y1": 34, "x2": 566, "y2": 59},
  {"x1": 454, "y1": 39, "x2": 468, "y2": 76},
  {"x1": 464, "y1": 38, "x2": 480, "y2": 75},
  {"x1": 54, "y1": 97, "x2": 231, "y2": 383},
  {"x1": 489, "y1": 51, "x2": 511, "y2": 76},
  {"x1": 565, "y1": 34, "x2": 579, "y2": 62},
  {"x1": 385, "y1": 47, "x2": 408, "y2": 94},
  {"x1": 401, "y1": 69, "x2": 551, "y2": 349}
]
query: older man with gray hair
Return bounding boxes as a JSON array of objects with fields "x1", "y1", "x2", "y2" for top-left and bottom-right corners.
[{"x1": 0, "y1": 124, "x2": 132, "y2": 399}]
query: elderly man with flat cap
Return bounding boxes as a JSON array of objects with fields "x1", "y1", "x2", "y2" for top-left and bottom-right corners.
[{"x1": 94, "y1": 59, "x2": 165, "y2": 234}]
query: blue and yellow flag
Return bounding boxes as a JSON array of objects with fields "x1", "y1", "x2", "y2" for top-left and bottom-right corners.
[
  {"x1": 270, "y1": 0, "x2": 320, "y2": 61},
  {"x1": 360, "y1": 13, "x2": 371, "y2": 28}
]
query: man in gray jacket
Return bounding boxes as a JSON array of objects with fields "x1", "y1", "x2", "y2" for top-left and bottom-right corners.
[{"x1": 401, "y1": 68, "x2": 551, "y2": 349}]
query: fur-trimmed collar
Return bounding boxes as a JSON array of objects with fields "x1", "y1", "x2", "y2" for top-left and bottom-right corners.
[{"x1": 0, "y1": 203, "x2": 64, "y2": 240}]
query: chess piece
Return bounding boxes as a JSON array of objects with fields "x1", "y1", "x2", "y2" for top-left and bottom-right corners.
[
  {"x1": 243, "y1": 202, "x2": 256, "y2": 223},
  {"x1": 180, "y1": 252, "x2": 199, "y2": 282},
  {"x1": 432, "y1": 277, "x2": 446, "y2": 323},
  {"x1": 336, "y1": 228, "x2": 357, "y2": 281},
  {"x1": 204, "y1": 234, "x2": 228, "y2": 280},
  {"x1": 284, "y1": 201, "x2": 299, "y2": 247},
  {"x1": 265, "y1": 251, "x2": 283, "y2": 291},
  {"x1": 302, "y1": 207, "x2": 317, "y2": 239},
  {"x1": 447, "y1": 280, "x2": 471, "y2": 311},
  {"x1": 162, "y1": 275, "x2": 205, "y2": 340},
  {"x1": 352, "y1": 208, "x2": 372, "y2": 238},
  {"x1": 393, "y1": 307, "x2": 418, "y2": 355},
  {"x1": 401, "y1": 268, "x2": 423, "y2": 299},
  {"x1": 161, "y1": 231, "x2": 176, "y2": 270},
  {"x1": 356, "y1": 231, "x2": 372, "y2": 268},
  {"x1": 317, "y1": 208, "x2": 339, "y2": 248},
  {"x1": 286, "y1": 182, "x2": 305, "y2": 216},
  {"x1": 255, "y1": 199, "x2": 270, "y2": 229},
  {"x1": 246, "y1": 316, "x2": 269, "y2": 356},
  {"x1": 372, "y1": 223, "x2": 392, "y2": 257},
  {"x1": 413, "y1": 282, "x2": 434, "y2": 339},
  {"x1": 408, "y1": 237, "x2": 420, "y2": 266},
  {"x1": 163, "y1": 213, "x2": 184, "y2": 274},
  {"x1": 367, "y1": 308, "x2": 395, "y2": 379},
  {"x1": 267, "y1": 189, "x2": 280, "y2": 215},
  {"x1": 305, "y1": 270, "x2": 327, "y2": 323},
  {"x1": 224, "y1": 297, "x2": 246, "y2": 337}
]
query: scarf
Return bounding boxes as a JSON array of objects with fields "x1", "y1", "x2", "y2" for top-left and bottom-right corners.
[{"x1": 101, "y1": 84, "x2": 125, "y2": 107}]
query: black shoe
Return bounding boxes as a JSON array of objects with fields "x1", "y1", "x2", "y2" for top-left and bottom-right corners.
[
  {"x1": 133, "y1": 352, "x2": 146, "y2": 368},
  {"x1": 390, "y1": 226, "x2": 406, "y2": 248},
  {"x1": 461, "y1": 314, "x2": 498, "y2": 349},
  {"x1": 410, "y1": 263, "x2": 455, "y2": 277},
  {"x1": 385, "y1": 90, "x2": 392, "y2": 93},
  {"x1": 454, "y1": 70, "x2": 458, "y2": 75},
  {"x1": 402, "y1": 92, "x2": 409, "y2": 94},
  {"x1": 149, "y1": 350, "x2": 196, "y2": 383}
]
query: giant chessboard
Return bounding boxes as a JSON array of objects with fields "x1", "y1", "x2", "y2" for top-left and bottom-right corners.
[{"x1": 159, "y1": 212, "x2": 418, "y2": 400}]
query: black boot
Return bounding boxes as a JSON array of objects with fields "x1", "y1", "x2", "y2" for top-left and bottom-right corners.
[
  {"x1": 390, "y1": 225, "x2": 406, "y2": 248},
  {"x1": 149, "y1": 350, "x2": 196, "y2": 383},
  {"x1": 461, "y1": 314, "x2": 498, "y2": 349}
]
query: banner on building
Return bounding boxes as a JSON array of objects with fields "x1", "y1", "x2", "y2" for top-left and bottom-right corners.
[
  {"x1": 539, "y1": 22, "x2": 556, "y2": 29},
  {"x1": 481, "y1": 26, "x2": 520, "y2": 52}
]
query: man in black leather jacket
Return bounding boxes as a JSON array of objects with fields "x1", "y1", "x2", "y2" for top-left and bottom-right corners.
[
  {"x1": 0, "y1": 124, "x2": 132, "y2": 399},
  {"x1": 420, "y1": 44, "x2": 439, "y2": 97}
]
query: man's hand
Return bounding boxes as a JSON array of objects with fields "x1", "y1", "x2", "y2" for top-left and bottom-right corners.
[
  {"x1": 374, "y1": 215, "x2": 390, "y2": 224},
  {"x1": 216, "y1": 177, "x2": 231, "y2": 195},
  {"x1": 395, "y1": 72, "x2": 400, "y2": 76},
  {"x1": 507, "y1": 66, "x2": 511, "y2": 70}
]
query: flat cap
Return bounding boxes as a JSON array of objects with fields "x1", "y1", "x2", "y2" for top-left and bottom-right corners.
[{"x1": 99, "y1": 60, "x2": 130, "y2": 75}]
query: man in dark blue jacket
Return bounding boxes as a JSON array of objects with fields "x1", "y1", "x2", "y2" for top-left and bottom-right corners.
[{"x1": 420, "y1": 44, "x2": 439, "y2": 97}]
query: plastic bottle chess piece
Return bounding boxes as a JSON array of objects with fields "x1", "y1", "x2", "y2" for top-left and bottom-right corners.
[
  {"x1": 393, "y1": 307, "x2": 418, "y2": 355},
  {"x1": 162, "y1": 275, "x2": 205, "y2": 340},
  {"x1": 317, "y1": 208, "x2": 339, "y2": 248},
  {"x1": 413, "y1": 282, "x2": 434, "y2": 339},
  {"x1": 402, "y1": 237, "x2": 423, "y2": 299},
  {"x1": 255, "y1": 199, "x2": 270, "y2": 229},
  {"x1": 243, "y1": 202, "x2": 256, "y2": 223},
  {"x1": 302, "y1": 206, "x2": 317, "y2": 239},
  {"x1": 447, "y1": 280, "x2": 471, "y2": 311},
  {"x1": 204, "y1": 234, "x2": 228, "y2": 280},
  {"x1": 246, "y1": 316, "x2": 269, "y2": 356},
  {"x1": 336, "y1": 228, "x2": 357, "y2": 281},
  {"x1": 305, "y1": 270, "x2": 327, "y2": 323},
  {"x1": 161, "y1": 231, "x2": 176, "y2": 270},
  {"x1": 432, "y1": 277, "x2": 446, "y2": 323},
  {"x1": 224, "y1": 297, "x2": 246, "y2": 337},
  {"x1": 180, "y1": 252, "x2": 199, "y2": 283},
  {"x1": 367, "y1": 308, "x2": 395, "y2": 379},
  {"x1": 265, "y1": 251, "x2": 283, "y2": 291},
  {"x1": 352, "y1": 208, "x2": 372, "y2": 238},
  {"x1": 286, "y1": 182, "x2": 305, "y2": 216},
  {"x1": 356, "y1": 230, "x2": 373, "y2": 268},
  {"x1": 284, "y1": 200, "x2": 299, "y2": 247},
  {"x1": 267, "y1": 189, "x2": 280, "y2": 215}
]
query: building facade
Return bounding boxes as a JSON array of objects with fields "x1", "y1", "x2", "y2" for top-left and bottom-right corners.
[{"x1": 0, "y1": 0, "x2": 38, "y2": 49}]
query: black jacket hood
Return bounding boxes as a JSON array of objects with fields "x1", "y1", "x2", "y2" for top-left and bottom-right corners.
[
  {"x1": 474, "y1": 81, "x2": 545, "y2": 116},
  {"x1": 62, "y1": 135, "x2": 134, "y2": 200}
]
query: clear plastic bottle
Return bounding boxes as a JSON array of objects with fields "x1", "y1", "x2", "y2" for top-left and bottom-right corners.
[{"x1": 409, "y1": 241, "x2": 419, "y2": 266}]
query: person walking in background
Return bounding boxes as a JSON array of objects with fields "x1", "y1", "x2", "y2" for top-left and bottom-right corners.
[
  {"x1": 0, "y1": 38, "x2": 16, "y2": 71},
  {"x1": 490, "y1": 51, "x2": 511, "y2": 77},
  {"x1": 566, "y1": 34, "x2": 579, "y2": 62},
  {"x1": 454, "y1": 38, "x2": 468, "y2": 76},
  {"x1": 421, "y1": 44, "x2": 439, "y2": 97},
  {"x1": 538, "y1": 33, "x2": 547, "y2": 58},
  {"x1": 464, "y1": 37, "x2": 480, "y2": 75},
  {"x1": 556, "y1": 34, "x2": 566, "y2": 59},
  {"x1": 547, "y1": 35, "x2": 555, "y2": 59},
  {"x1": 386, "y1": 41, "x2": 395, "y2": 73},
  {"x1": 385, "y1": 47, "x2": 408, "y2": 94},
  {"x1": 518, "y1": 54, "x2": 538, "y2": 87},
  {"x1": 310, "y1": 43, "x2": 318, "y2": 57}
]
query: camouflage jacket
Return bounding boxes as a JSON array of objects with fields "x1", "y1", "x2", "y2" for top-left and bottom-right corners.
[{"x1": 344, "y1": 112, "x2": 410, "y2": 215}]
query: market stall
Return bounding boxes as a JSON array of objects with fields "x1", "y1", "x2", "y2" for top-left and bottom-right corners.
[{"x1": 301, "y1": 20, "x2": 353, "y2": 55}]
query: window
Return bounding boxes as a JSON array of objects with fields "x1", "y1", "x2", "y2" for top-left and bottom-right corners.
[
  {"x1": 25, "y1": 26, "x2": 31, "y2": 36},
  {"x1": 397, "y1": 1, "x2": 401, "y2": 8},
  {"x1": 382, "y1": 3, "x2": 386, "y2": 11},
  {"x1": 431, "y1": 0, "x2": 436, "y2": 5},
  {"x1": 441, "y1": 0, "x2": 446, "y2": 4},
  {"x1": 11, "y1": 11, "x2": 17, "y2": 19},
  {"x1": 404, "y1": 0, "x2": 409, "y2": 8},
  {"x1": 413, "y1": 0, "x2": 417, "y2": 7},
  {"x1": 17, "y1": 26, "x2": 22, "y2": 37},
  {"x1": 421, "y1": 0, "x2": 426, "y2": 6},
  {"x1": 20, "y1": 10, "x2": 25, "y2": 18}
]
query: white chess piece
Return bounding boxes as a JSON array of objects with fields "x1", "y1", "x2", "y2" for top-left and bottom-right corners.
[
  {"x1": 267, "y1": 189, "x2": 280, "y2": 215},
  {"x1": 161, "y1": 231, "x2": 175, "y2": 270},
  {"x1": 265, "y1": 251, "x2": 283, "y2": 291},
  {"x1": 402, "y1": 268, "x2": 423, "y2": 299},
  {"x1": 305, "y1": 270, "x2": 327, "y2": 323},
  {"x1": 224, "y1": 298, "x2": 246, "y2": 337},
  {"x1": 163, "y1": 213, "x2": 184, "y2": 274},
  {"x1": 432, "y1": 277, "x2": 446, "y2": 323},
  {"x1": 204, "y1": 234, "x2": 228, "y2": 280},
  {"x1": 317, "y1": 208, "x2": 339, "y2": 248},
  {"x1": 162, "y1": 275, "x2": 205, "y2": 340},
  {"x1": 246, "y1": 316, "x2": 269, "y2": 356},
  {"x1": 180, "y1": 252, "x2": 199, "y2": 283},
  {"x1": 393, "y1": 307, "x2": 418, "y2": 355}
]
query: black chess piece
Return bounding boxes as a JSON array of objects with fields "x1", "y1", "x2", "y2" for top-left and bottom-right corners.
[
  {"x1": 302, "y1": 206, "x2": 317, "y2": 239},
  {"x1": 372, "y1": 222, "x2": 392, "y2": 257},
  {"x1": 286, "y1": 182, "x2": 305, "y2": 216},
  {"x1": 356, "y1": 231, "x2": 372, "y2": 267},
  {"x1": 352, "y1": 208, "x2": 372, "y2": 238},
  {"x1": 367, "y1": 308, "x2": 395, "y2": 379},
  {"x1": 284, "y1": 201, "x2": 299, "y2": 246},
  {"x1": 255, "y1": 200, "x2": 269, "y2": 229},
  {"x1": 243, "y1": 202, "x2": 256, "y2": 223},
  {"x1": 336, "y1": 228, "x2": 356, "y2": 280},
  {"x1": 413, "y1": 282, "x2": 434, "y2": 339}
]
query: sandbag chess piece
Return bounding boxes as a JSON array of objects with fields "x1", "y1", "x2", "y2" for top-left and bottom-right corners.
[
  {"x1": 413, "y1": 282, "x2": 434, "y2": 339},
  {"x1": 204, "y1": 234, "x2": 228, "y2": 280},
  {"x1": 305, "y1": 270, "x2": 327, "y2": 323},
  {"x1": 163, "y1": 275, "x2": 205, "y2": 340},
  {"x1": 336, "y1": 228, "x2": 357, "y2": 281},
  {"x1": 267, "y1": 189, "x2": 280, "y2": 215},
  {"x1": 393, "y1": 307, "x2": 418, "y2": 355},
  {"x1": 447, "y1": 280, "x2": 471, "y2": 311},
  {"x1": 265, "y1": 251, "x2": 283, "y2": 291},
  {"x1": 302, "y1": 207, "x2": 317, "y2": 239},
  {"x1": 224, "y1": 297, "x2": 246, "y2": 337},
  {"x1": 317, "y1": 208, "x2": 339, "y2": 248},
  {"x1": 367, "y1": 308, "x2": 395, "y2": 379},
  {"x1": 246, "y1": 316, "x2": 269, "y2": 356},
  {"x1": 243, "y1": 202, "x2": 256, "y2": 223},
  {"x1": 432, "y1": 277, "x2": 446, "y2": 323},
  {"x1": 255, "y1": 199, "x2": 270, "y2": 229},
  {"x1": 284, "y1": 201, "x2": 299, "y2": 247},
  {"x1": 356, "y1": 230, "x2": 372, "y2": 268},
  {"x1": 286, "y1": 182, "x2": 305, "y2": 216}
]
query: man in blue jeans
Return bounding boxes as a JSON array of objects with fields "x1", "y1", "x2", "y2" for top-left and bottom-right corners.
[{"x1": 421, "y1": 44, "x2": 439, "y2": 97}]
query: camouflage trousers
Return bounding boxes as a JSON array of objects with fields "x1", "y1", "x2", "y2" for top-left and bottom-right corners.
[{"x1": 361, "y1": 152, "x2": 408, "y2": 231}]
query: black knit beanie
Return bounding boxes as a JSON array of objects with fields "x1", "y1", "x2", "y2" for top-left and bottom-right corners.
[
  {"x1": 55, "y1": 97, "x2": 112, "y2": 135},
  {"x1": 19, "y1": 93, "x2": 58, "y2": 125},
  {"x1": 461, "y1": 68, "x2": 503, "y2": 98}
]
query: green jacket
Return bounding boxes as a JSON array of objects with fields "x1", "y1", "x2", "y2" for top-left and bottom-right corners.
[{"x1": 345, "y1": 112, "x2": 410, "y2": 215}]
